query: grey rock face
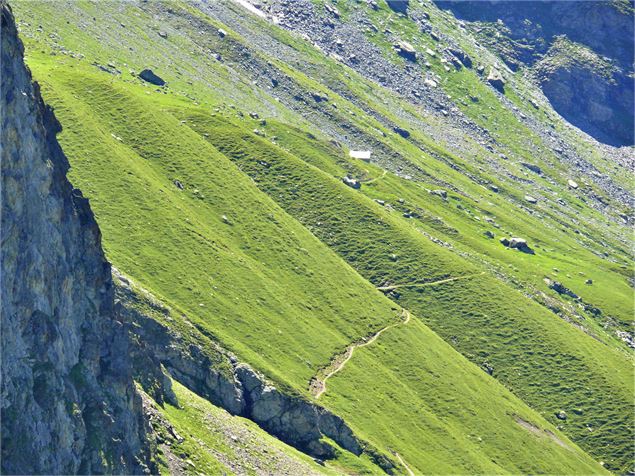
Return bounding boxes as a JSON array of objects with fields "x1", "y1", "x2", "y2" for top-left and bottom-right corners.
[
  {"x1": 435, "y1": 0, "x2": 634, "y2": 146},
  {"x1": 0, "y1": 5, "x2": 154, "y2": 474},
  {"x1": 536, "y1": 57, "x2": 634, "y2": 147},
  {"x1": 386, "y1": 0, "x2": 409, "y2": 14}
]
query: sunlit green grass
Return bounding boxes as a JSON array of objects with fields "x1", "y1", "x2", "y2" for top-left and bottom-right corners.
[{"x1": 12, "y1": 0, "x2": 633, "y2": 472}]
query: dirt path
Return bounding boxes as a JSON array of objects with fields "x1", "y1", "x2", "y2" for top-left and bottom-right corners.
[
  {"x1": 394, "y1": 452, "x2": 415, "y2": 476},
  {"x1": 514, "y1": 416, "x2": 570, "y2": 450},
  {"x1": 377, "y1": 272, "x2": 485, "y2": 292},
  {"x1": 362, "y1": 169, "x2": 387, "y2": 184},
  {"x1": 310, "y1": 309, "x2": 411, "y2": 399}
]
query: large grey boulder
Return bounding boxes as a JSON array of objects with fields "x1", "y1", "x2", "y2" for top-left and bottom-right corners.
[
  {"x1": 487, "y1": 68, "x2": 505, "y2": 92},
  {"x1": 395, "y1": 41, "x2": 417, "y2": 61},
  {"x1": 139, "y1": 68, "x2": 165, "y2": 86}
]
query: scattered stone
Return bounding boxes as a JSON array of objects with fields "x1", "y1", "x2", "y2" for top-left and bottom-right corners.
[
  {"x1": 544, "y1": 278, "x2": 578, "y2": 299},
  {"x1": 568, "y1": 179, "x2": 579, "y2": 189},
  {"x1": 424, "y1": 78, "x2": 437, "y2": 88},
  {"x1": 249, "y1": 111, "x2": 260, "y2": 119},
  {"x1": 342, "y1": 176, "x2": 361, "y2": 189},
  {"x1": 218, "y1": 28, "x2": 227, "y2": 38},
  {"x1": 499, "y1": 237, "x2": 510, "y2": 246},
  {"x1": 489, "y1": 185, "x2": 499, "y2": 193},
  {"x1": 522, "y1": 163, "x2": 542, "y2": 174},
  {"x1": 253, "y1": 128, "x2": 265, "y2": 137},
  {"x1": 158, "y1": 30, "x2": 168, "y2": 39},
  {"x1": 484, "y1": 231, "x2": 495, "y2": 239},
  {"x1": 524, "y1": 195, "x2": 538, "y2": 204},
  {"x1": 430, "y1": 189, "x2": 447, "y2": 199},
  {"x1": 139, "y1": 69, "x2": 165, "y2": 86},
  {"x1": 430, "y1": 31, "x2": 439, "y2": 41},
  {"x1": 173, "y1": 179, "x2": 184, "y2": 190},
  {"x1": 393, "y1": 126, "x2": 410, "y2": 138},
  {"x1": 585, "y1": 279, "x2": 593, "y2": 285},
  {"x1": 311, "y1": 91, "x2": 329, "y2": 102},
  {"x1": 555, "y1": 410, "x2": 567, "y2": 420},
  {"x1": 324, "y1": 4, "x2": 340, "y2": 18}
]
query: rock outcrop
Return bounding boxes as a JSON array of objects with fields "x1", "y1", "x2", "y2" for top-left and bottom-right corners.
[
  {"x1": 1, "y1": 5, "x2": 154, "y2": 474},
  {"x1": 116, "y1": 278, "x2": 395, "y2": 470}
]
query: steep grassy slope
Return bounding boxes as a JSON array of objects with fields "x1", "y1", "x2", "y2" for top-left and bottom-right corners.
[
  {"x1": 17, "y1": 50, "x2": 606, "y2": 474},
  {"x1": 12, "y1": 0, "x2": 633, "y2": 473},
  {"x1": 183, "y1": 110, "x2": 633, "y2": 472}
]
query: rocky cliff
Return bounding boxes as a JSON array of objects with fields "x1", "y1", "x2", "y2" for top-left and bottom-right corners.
[
  {"x1": 0, "y1": 4, "x2": 154, "y2": 473},
  {"x1": 434, "y1": 0, "x2": 635, "y2": 146}
]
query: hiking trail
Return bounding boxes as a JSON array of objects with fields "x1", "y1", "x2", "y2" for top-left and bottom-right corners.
[
  {"x1": 310, "y1": 309, "x2": 411, "y2": 399},
  {"x1": 377, "y1": 272, "x2": 485, "y2": 292}
]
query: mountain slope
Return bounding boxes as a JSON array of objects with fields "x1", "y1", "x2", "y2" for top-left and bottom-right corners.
[{"x1": 9, "y1": 0, "x2": 634, "y2": 473}]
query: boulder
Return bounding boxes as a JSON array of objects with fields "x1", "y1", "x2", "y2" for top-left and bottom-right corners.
[
  {"x1": 555, "y1": 410, "x2": 567, "y2": 420},
  {"x1": 487, "y1": 68, "x2": 505, "y2": 92},
  {"x1": 509, "y1": 237, "x2": 534, "y2": 254},
  {"x1": 568, "y1": 179, "x2": 579, "y2": 189},
  {"x1": 311, "y1": 91, "x2": 329, "y2": 102},
  {"x1": 544, "y1": 278, "x2": 578, "y2": 299},
  {"x1": 484, "y1": 231, "x2": 495, "y2": 239},
  {"x1": 139, "y1": 69, "x2": 165, "y2": 86},
  {"x1": 396, "y1": 41, "x2": 417, "y2": 61},
  {"x1": 393, "y1": 126, "x2": 410, "y2": 138},
  {"x1": 342, "y1": 176, "x2": 361, "y2": 189},
  {"x1": 430, "y1": 189, "x2": 448, "y2": 199},
  {"x1": 501, "y1": 237, "x2": 534, "y2": 254},
  {"x1": 449, "y1": 48, "x2": 472, "y2": 68},
  {"x1": 525, "y1": 195, "x2": 538, "y2": 204},
  {"x1": 424, "y1": 78, "x2": 437, "y2": 88},
  {"x1": 324, "y1": 4, "x2": 340, "y2": 18}
]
